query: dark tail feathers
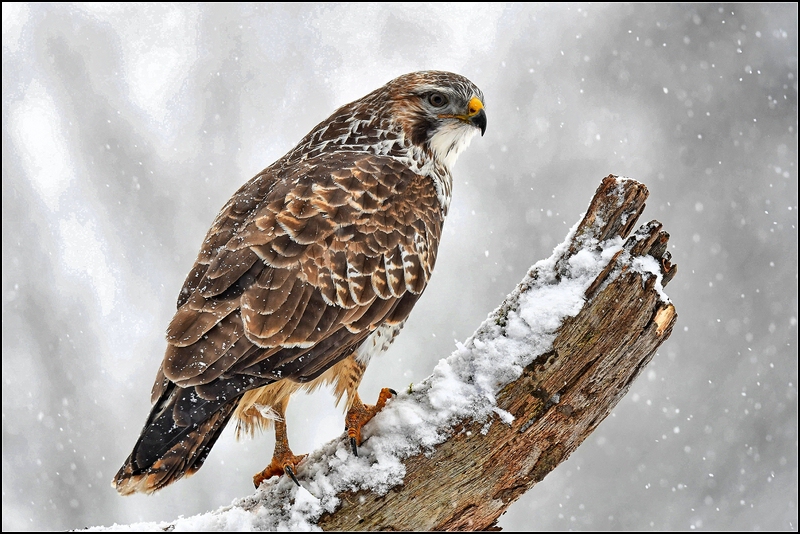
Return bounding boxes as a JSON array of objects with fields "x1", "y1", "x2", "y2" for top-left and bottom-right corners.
[{"x1": 112, "y1": 384, "x2": 238, "y2": 495}]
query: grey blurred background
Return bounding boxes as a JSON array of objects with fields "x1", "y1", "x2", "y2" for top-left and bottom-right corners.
[{"x1": 2, "y1": 3, "x2": 797, "y2": 531}]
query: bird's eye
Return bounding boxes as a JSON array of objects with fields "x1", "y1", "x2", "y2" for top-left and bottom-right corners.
[{"x1": 428, "y1": 93, "x2": 448, "y2": 108}]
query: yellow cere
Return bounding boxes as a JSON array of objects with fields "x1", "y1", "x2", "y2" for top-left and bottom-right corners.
[{"x1": 467, "y1": 97, "x2": 484, "y2": 116}]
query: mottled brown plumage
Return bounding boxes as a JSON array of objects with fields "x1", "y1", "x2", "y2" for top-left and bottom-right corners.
[{"x1": 113, "y1": 71, "x2": 486, "y2": 495}]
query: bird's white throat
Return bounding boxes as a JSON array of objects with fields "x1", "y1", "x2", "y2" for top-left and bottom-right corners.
[{"x1": 428, "y1": 122, "x2": 479, "y2": 172}]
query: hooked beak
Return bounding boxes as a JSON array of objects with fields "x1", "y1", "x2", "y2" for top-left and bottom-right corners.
[
  {"x1": 439, "y1": 96, "x2": 487, "y2": 136},
  {"x1": 466, "y1": 96, "x2": 486, "y2": 136},
  {"x1": 470, "y1": 107, "x2": 487, "y2": 136}
]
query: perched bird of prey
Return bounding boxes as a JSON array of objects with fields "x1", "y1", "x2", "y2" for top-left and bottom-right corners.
[{"x1": 113, "y1": 71, "x2": 487, "y2": 495}]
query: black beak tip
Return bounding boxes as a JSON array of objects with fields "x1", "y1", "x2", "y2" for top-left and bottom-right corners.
[{"x1": 472, "y1": 109, "x2": 487, "y2": 136}]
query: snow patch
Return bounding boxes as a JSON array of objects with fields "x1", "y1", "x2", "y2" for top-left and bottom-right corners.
[{"x1": 631, "y1": 254, "x2": 671, "y2": 303}]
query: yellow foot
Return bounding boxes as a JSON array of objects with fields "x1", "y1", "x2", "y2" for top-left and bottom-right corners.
[
  {"x1": 253, "y1": 451, "x2": 307, "y2": 488},
  {"x1": 346, "y1": 387, "x2": 396, "y2": 456}
]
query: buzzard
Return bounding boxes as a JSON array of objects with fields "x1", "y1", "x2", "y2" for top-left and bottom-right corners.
[{"x1": 113, "y1": 71, "x2": 487, "y2": 495}]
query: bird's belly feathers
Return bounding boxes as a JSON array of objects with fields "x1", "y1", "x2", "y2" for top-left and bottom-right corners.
[{"x1": 233, "y1": 321, "x2": 405, "y2": 437}]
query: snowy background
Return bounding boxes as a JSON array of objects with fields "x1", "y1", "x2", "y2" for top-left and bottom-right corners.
[{"x1": 2, "y1": 3, "x2": 797, "y2": 531}]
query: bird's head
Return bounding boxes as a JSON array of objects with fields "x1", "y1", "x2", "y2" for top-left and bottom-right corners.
[{"x1": 384, "y1": 71, "x2": 486, "y2": 171}]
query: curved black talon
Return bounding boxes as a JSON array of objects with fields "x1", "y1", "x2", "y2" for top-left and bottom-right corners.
[
  {"x1": 388, "y1": 388, "x2": 397, "y2": 396},
  {"x1": 350, "y1": 436, "x2": 359, "y2": 457},
  {"x1": 284, "y1": 464, "x2": 300, "y2": 487}
]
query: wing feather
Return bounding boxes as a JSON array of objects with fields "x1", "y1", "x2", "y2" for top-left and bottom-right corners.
[
  {"x1": 283, "y1": 290, "x2": 331, "y2": 346},
  {"x1": 257, "y1": 283, "x2": 315, "y2": 347},
  {"x1": 166, "y1": 292, "x2": 238, "y2": 348},
  {"x1": 163, "y1": 312, "x2": 244, "y2": 382},
  {"x1": 242, "y1": 275, "x2": 308, "y2": 342}
]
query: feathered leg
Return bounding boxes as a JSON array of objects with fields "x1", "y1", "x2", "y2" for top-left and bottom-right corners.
[{"x1": 253, "y1": 396, "x2": 306, "y2": 488}]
